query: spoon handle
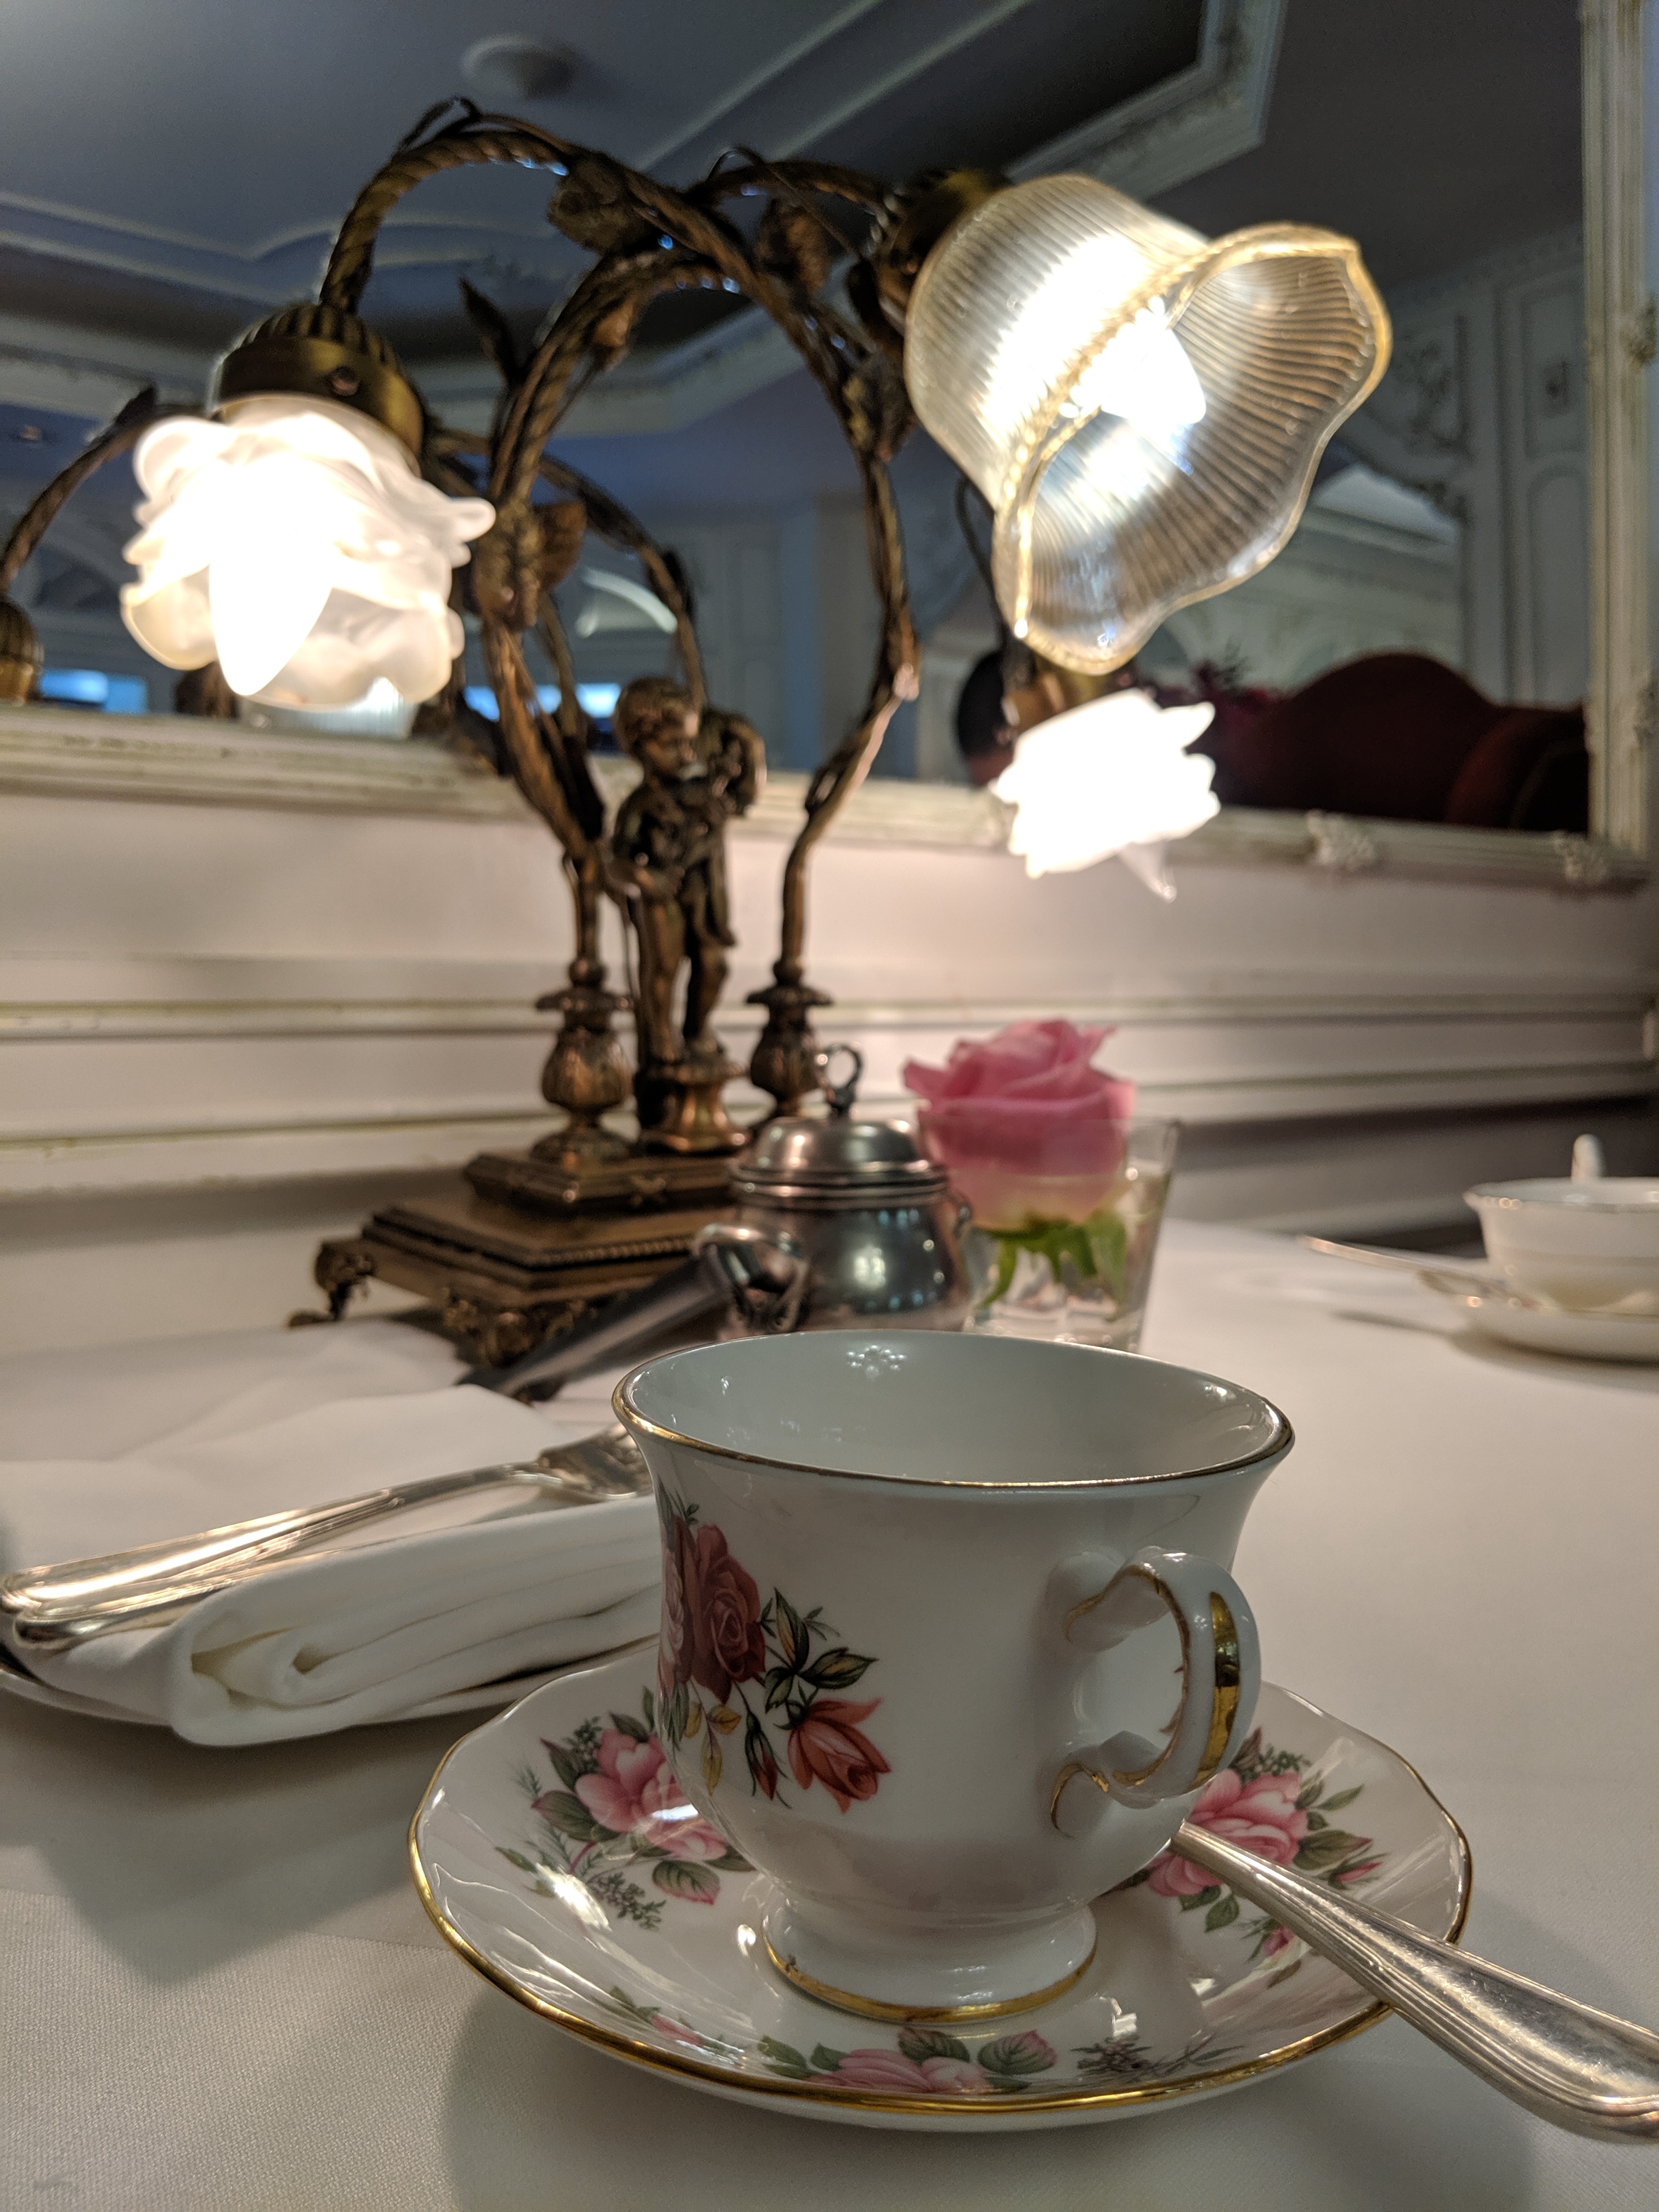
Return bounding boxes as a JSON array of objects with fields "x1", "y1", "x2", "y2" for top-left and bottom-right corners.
[{"x1": 1175, "y1": 1824, "x2": 1659, "y2": 2141}]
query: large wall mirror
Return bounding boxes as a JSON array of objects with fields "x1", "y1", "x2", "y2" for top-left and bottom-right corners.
[{"x1": 0, "y1": 0, "x2": 1647, "y2": 877}]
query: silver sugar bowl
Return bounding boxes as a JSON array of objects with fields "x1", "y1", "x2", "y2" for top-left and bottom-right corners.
[{"x1": 698, "y1": 1047, "x2": 972, "y2": 1334}]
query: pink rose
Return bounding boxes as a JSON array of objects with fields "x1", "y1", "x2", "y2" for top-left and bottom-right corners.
[
  {"x1": 812, "y1": 2050, "x2": 994, "y2": 2095},
  {"x1": 561, "y1": 1728, "x2": 729, "y2": 1860},
  {"x1": 1146, "y1": 1766, "x2": 1310, "y2": 1898},
  {"x1": 903, "y1": 1020, "x2": 1135, "y2": 1226}
]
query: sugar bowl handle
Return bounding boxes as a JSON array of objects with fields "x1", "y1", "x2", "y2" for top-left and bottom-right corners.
[{"x1": 1048, "y1": 1546, "x2": 1260, "y2": 1831}]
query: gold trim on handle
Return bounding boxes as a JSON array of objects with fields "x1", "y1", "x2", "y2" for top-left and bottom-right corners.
[{"x1": 1054, "y1": 1569, "x2": 1244, "y2": 1813}]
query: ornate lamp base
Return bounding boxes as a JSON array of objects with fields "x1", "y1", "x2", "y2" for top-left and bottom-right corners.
[{"x1": 313, "y1": 1172, "x2": 733, "y2": 1369}]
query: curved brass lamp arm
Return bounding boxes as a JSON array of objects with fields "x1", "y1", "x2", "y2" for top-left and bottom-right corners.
[
  {"x1": 0, "y1": 387, "x2": 189, "y2": 597},
  {"x1": 314, "y1": 104, "x2": 921, "y2": 1112}
]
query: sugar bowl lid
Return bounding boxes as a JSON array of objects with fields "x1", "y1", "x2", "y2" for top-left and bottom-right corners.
[{"x1": 730, "y1": 1046, "x2": 947, "y2": 1201}]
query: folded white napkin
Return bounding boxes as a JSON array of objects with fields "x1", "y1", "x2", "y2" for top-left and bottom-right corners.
[{"x1": 0, "y1": 1375, "x2": 661, "y2": 1744}]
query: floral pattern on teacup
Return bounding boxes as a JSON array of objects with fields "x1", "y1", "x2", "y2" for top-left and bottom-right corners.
[
  {"x1": 654, "y1": 1486, "x2": 889, "y2": 1812},
  {"x1": 1124, "y1": 1724, "x2": 1379, "y2": 1962},
  {"x1": 499, "y1": 1689, "x2": 750, "y2": 1928}
]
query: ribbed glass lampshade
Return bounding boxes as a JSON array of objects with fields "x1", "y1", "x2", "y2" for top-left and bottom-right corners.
[{"x1": 905, "y1": 177, "x2": 1390, "y2": 673}]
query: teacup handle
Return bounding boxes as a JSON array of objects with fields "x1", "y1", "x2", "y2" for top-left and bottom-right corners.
[{"x1": 1048, "y1": 1546, "x2": 1260, "y2": 1829}]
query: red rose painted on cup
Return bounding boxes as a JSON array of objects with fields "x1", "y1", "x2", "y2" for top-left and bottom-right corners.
[
  {"x1": 653, "y1": 1491, "x2": 889, "y2": 1814},
  {"x1": 786, "y1": 1697, "x2": 891, "y2": 1812},
  {"x1": 903, "y1": 1018, "x2": 1135, "y2": 1229}
]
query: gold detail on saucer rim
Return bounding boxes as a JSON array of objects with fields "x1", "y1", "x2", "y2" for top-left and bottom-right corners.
[
  {"x1": 760, "y1": 1928, "x2": 1096, "y2": 2024},
  {"x1": 613, "y1": 1378, "x2": 1293, "y2": 1492},
  {"x1": 409, "y1": 1685, "x2": 1475, "y2": 2120}
]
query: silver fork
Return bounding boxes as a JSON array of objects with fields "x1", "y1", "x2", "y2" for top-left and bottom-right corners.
[{"x1": 0, "y1": 1425, "x2": 651, "y2": 1656}]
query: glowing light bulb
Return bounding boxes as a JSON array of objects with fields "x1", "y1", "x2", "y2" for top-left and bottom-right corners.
[
  {"x1": 121, "y1": 397, "x2": 494, "y2": 708},
  {"x1": 993, "y1": 689, "x2": 1218, "y2": 896},
  {"x1": 1064, "y1": 300, "x2": 1207, "y2": 459}
]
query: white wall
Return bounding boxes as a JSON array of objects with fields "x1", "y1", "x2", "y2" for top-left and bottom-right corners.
[{"x1": 1, "y1": 705, "x2": 1652, "y2": 1354}]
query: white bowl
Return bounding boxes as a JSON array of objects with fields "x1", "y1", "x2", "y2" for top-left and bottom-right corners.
[{"x1": 1464, "y1": 1178, "x2": 1659, "y2": 1314}]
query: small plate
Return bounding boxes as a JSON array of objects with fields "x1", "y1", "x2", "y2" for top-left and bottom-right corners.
[
  {"x1": 411, "y1": 1649, "x2": 1470, "y2": 2131},
  {"x1": 0, "y1": 1641, "x2": 587, "y2": 1730},
  {"x1": 1425, "y1": 1282, "x2": 1659, "y2": 1365}
]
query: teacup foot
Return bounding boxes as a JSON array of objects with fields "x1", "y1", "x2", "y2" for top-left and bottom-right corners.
[{"x1": 759, "y1": 1891, "x2": 1097, "y2": 2024}]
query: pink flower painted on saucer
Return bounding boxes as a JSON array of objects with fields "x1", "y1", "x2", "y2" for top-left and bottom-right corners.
[
  {"x1": 568, "y1": 1729, "x2": 731, "y2": 1864},
  {"x1": 1146, "y1": 1767, "x2": 1309, "y2": 1896},
  {"x1": 501, "y1": 1691, "x2": 751, "y2": 1928},
  {"x1": 1127, "y1": 1725, "x2": 1380, "y2": 1961}
]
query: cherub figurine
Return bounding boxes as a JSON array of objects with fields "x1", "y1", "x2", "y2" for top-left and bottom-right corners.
[{"x1": 608, "y1": 676, "x2": 764, "y2": 1126}]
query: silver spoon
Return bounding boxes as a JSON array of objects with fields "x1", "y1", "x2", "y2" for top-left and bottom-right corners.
[
  {"x1": 0, "y1": 1425, "x2": 650, "y2": 1655},
  {"x1": 1297, "y1": 1234, "x2": 1558, "y2": 1311},
  {"x1": 1177, "y1": 1823, "x2": 1659, "y2": 2141}
]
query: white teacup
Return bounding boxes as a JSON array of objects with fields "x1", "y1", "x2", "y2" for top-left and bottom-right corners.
[{"x1": 616, "y1": 1331, "x2": 1290, "y2": 2023}]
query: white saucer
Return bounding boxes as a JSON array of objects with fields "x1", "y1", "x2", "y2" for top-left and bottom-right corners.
[
  {"x1": 0, "y1": 1641, "x2": 583, "y2": 1730},
  {"x1": 1424, "y1": 1280, "x2": 1659, "y2": 1364},
  {"x1": 411, "y1": 1648, "x2": 1470, "y2": 2131}
]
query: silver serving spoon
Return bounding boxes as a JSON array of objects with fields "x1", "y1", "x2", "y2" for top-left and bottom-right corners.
[
  {"x1": 0, "y1": 1425, "x2": 650, "y2": 1655},
  {"x1": 1175, "y1": 1824, "x2": 1659, "y2": 2141},
  {"x1": 1297, "y1": 1234, "x2": 1559, "y2": 1311}
]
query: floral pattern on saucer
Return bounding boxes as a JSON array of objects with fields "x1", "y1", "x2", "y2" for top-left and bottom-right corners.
[
  {"x1": 415, "y1": 1660, "x2": 1471, "y2": 2131},
  {"x1": 1124, "y1": 1724, "x2": 1381, "y2": 1966},
  {"x1": 501, "y1": 1685, "x2": 749, "y2": 1927},
  {"x1": 654, "y1": 1485, "x2": 889, "y2": 1812}
]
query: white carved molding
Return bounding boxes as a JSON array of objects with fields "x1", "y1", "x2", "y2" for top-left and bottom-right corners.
[
  {"x1": 1023, "y1": 0, "x2": 1285, "y2": 201},
  {"x1": 4, "y1": 951, "x2": 1651, "y2": 1201},
  {"x1": 0, "y1": 2, "x2": 1282, "y2": 436}
]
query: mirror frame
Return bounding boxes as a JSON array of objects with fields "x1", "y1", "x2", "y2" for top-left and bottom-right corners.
[{"x1": 1583, "y1": 0, "x2": 1651, "y2": 863}]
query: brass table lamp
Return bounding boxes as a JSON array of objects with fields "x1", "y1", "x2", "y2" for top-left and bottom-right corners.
[{"x1": 0, "y1": 111, "x2": 1387, "y2": 1363}]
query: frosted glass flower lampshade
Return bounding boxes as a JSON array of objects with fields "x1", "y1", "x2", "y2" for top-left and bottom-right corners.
[
  {"x1": 120, "y1": 311, "x2": 493, "y2": 710},
  {"x1": 904, "y1": 176, "x2": 1390, "y2": 673}
]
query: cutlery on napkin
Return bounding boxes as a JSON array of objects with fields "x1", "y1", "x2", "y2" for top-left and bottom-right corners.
[{"x1": 0, "y1": 1383, "x2": 660, "y2": 1744}]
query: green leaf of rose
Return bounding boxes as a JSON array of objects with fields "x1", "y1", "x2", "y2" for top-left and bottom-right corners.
[
  {"x1": 809, "y1": 2045, "x2": 849, "y2": 2073},
  {"x1": 651, "y1": 1859, "x2": 719, "y2": 1903},
  {"x1": 757, "y1": 2036, "x2": 810, "y2": 2079},
  {"x1": 709, "y1": 1848, "x2": 751, "y2": 1872},
  {"x1": 535, "y1": 1791, "x2": 608, "y2": 1842},
  {"x1": 979, "y1": 2035, "x2": 1056, "y2": 2077},
  {"x1": 803, "y1": 1646, "x2": 872, "y2": 1690},
  {"x1": 610, "y1": 1709, "x2": 650, "y2": 1743},
  {"x1": 640, "y1": 1686, "x2": 655, "y2": 1731},
  {"x1": 898, "y1": 2028, "x2": 972, "y2": 2063},
  {"x1": 1319, "y1": 1786, "x2": 1363, "y2": 1812},
  {"x1": 1296, "y1": 1827, "x2": 1369, "y2": 1872},
  {"x1": 1179, "y1": 1885, "x2": 1223, "y2": 1912},
  {"x1": 540, "y1": 1738, "x2": 581, "y2": 1791},
  {"x1": 763, "y1": 1663, "x2": 797, "y2": 1711},
  {"x1": 774, "y1": 1591, "x2": 807, "y2": 1668},
  {"x1": 1204, "y1": 1892, "x2": 1241, "y2": 1932}
]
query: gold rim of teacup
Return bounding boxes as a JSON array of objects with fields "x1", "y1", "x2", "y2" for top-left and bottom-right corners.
[{"x1": 613, "y1": 1363, "x2": 1293, "y2": 1492}]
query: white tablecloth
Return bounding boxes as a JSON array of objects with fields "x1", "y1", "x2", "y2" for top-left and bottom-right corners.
[{"x1": 3, "y1": 1222, "x2": 1656, "y2": 2210}]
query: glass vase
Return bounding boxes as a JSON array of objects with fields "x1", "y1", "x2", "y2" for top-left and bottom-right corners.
[{"x1": 961, "y1": 1119, "x2": 1179, "y2": 1350}]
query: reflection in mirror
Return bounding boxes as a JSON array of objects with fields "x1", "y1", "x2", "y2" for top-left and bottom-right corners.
[
  {"x1": 930, "y1": 0, "x2": 1591, "y2": 834},
  {"x1": 0, "y1": 0, "x2": 1607, "y2": 854}
]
